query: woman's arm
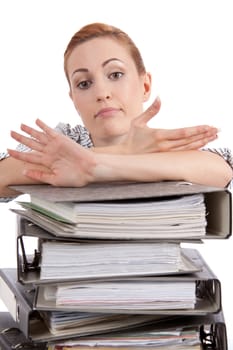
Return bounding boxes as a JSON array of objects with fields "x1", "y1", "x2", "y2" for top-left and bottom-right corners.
[
  {"x1": 8, "y1": 119, "x2": 233, "y2": 188},
  {"x1": 0, "y1": 155, "x2": 49, "y2": 198},
  {"x1": 92, "y1": 150, "x2": 233, "y2": 188}
]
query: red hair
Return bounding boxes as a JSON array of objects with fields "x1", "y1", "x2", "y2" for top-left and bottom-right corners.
[{"x1": 64, "y1": 23, "x2": 146, "y2": 83}]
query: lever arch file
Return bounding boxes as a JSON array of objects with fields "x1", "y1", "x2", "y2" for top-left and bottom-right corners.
[
  {"x1": 0, "y1": 310, "x2": 228, "y2": 349},
  {"x1": 16, "y1": 216, "x2": 200, "y2": 285},
  {"x1": 47, "y1": 311, "x2": 228, "y2": 350},
  {"x1": 0, "y1": 268, "x2": 164, "y2": 342},
  {"x1": 34, "y1": 248, "x2": 222, "y2": 315},
  {"x1": 0, "y1": 250, "x2": 222, "y2": 338},
  {"x1": 10, "y1": 180, "x2": 232, "y2": 240}
]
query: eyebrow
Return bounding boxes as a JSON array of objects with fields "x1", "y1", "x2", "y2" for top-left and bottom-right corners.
[{"x1": 71, "y1": 58, "x2": 124, "y2": 77}]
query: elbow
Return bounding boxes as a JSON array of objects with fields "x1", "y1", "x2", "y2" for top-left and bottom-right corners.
[
  {"x1": 207, "y1": 161, "x2": 233, "y2": 188},
  {"x1": 199, "y1": 151, "x2": 233, "y2": 188},
  {"x1": 219, "y1": 165, "x2": 233, "y2": 188},
  {"x1": 183, "y1": 153, "x2": 233, "y2": 188}
]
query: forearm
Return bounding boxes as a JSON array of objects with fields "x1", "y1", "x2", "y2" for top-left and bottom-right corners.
[
  {"x1": 0, "y1": 157, "x2": 44, "y2": 197},
  {"x1": 93, "y1": 150, "x2": 233, "y2": 188}
]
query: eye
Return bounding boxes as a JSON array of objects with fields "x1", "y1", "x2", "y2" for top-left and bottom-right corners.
[
  {"x1": 109, "y1": 72, "x2": 124, "y2": 80},
  {"x1": 77, "y1": 80, "x2": 93, "y2": 90}
]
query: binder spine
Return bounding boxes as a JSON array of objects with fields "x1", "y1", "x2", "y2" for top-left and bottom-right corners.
[
  {"x1": 200, "y1": 322, "x2": 228, "y2": 350},
  {"x1": 0, "y1": 327, "x2": 47, "y2": 349}
]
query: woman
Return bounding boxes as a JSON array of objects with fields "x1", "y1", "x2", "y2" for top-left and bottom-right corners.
[{"x1": 2, "y1": 23, "x2": 233, "y2": 196}]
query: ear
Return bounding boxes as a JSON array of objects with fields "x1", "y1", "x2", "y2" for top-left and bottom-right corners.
[{"x1": 142, "y1": 72, "x2": 152, "y2": 102}]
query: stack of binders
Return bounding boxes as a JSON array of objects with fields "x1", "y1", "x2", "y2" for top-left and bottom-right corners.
[{"x1": 0, "y1": 180, "x2": 231, "y2": 349}]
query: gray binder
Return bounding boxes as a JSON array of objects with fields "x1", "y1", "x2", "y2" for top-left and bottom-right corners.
[
  {"x1": 0, "y1": 268, "x2": 166, "y2": 342},
  {"x1": 16, "y1": 216, "x2": 201, "y2": 285},
  {"x1": 10, "y1": 180, "x2": 232, "y2": 240},
  {"x1": 0, "y1": 249, "x2": 222, "y2": 341},
  {"x1": 34, "y1": 248, "x2": 222, "y2": 316},
  {"x1": 0, "y1": 311, "x2": 228, "y2": 349}
]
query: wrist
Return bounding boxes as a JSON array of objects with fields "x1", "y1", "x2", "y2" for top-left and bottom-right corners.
[{"x1": 92, "y1": 153, "x2": 126, "y2": 182}]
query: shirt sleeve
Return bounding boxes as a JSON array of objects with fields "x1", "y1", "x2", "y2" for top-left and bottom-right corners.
[
  {"x1": 202, "y1": 147, "x2": 233, "y2": 169},
  {"x1": 54, "y1": 122, "x2": 93, "y2": 148}
]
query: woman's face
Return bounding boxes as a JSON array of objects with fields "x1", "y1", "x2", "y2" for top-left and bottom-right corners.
[{"x1": 66, "y1": 37, "x2": 151, "y2": 147}]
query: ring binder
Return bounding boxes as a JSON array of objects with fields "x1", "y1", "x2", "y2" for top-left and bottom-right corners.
[
  {"x1": 18, "y1": 236, "x2": 41, "y2": 273},
  {"x1": 47, "y1": 313, "x2": 229, "y2": 349},
  {"x1": 16, "y1": 217, "x2": 201, "y2": 285},
  {"x1": 10, "y1": 181, "x2": 232, "y2": 240},
  {"x1": 0, "y1": 311, "x2": 228, "y2": 349},
  {"x1": 0, "y1": 312, "x2": 47, "y2": 349}
]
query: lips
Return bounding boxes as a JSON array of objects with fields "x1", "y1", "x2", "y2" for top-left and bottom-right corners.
[{"x1": 95, "y1": 107, "x2": 121, "y2": 118}]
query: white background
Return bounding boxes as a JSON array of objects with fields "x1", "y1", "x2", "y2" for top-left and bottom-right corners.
[{"x1": 0, "y1": 0, "x2": 233, "y2": 347}]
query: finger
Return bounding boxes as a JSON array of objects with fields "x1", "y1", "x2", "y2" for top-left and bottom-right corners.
[
  {"x1": 165, "y1": 133, "x2": 217, "y2": 150},
  {"x1": 20, "y1": 123, "x2": 49, "y2": 145},
  {"x1": 160, "y1": 125, "x2": 218, "y2": 141},
  {"x1": 161, "y1": 133, "x2": 218, "y2": 151},
  {"x1": 170, "y1": 130, "x2": 218, "y2": 148},
  {"x1": 182, "y1": 134, "x2": 218, "y2": 149},
  {"x1": 185, "y1": 125, "x2": 218, "y2": 139},
  {"x1": 134, "y1": 96, "x2": 161, "y2": 125},
  {"x1": 7, "y1": 148, "x2": 43, "y2": 164},
  {"x1": 35, "y1": 118, "x2": 58, "y2": 139},
  {"x1": 10, "y1": 130, "x2": 44, "y2": 152}
]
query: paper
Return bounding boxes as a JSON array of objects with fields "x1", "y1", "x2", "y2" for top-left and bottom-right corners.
[
  {"x1": 40, "y1": 242, "x2": 198, "y2": 280},
  {"x1": 16, "y1": 193, "x2": 207, "y2": 239}
]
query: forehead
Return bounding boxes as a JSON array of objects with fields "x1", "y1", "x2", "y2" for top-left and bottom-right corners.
[{"x1": 66, "y1": 37, "x2": 134, "y2": 72}]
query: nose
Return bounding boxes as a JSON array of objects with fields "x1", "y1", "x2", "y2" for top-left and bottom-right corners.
[
  {"x1": 97, "y1": 94, "x2": 110, "y2": 102},
  {"x1": 94, "y1": 79, "x2": 111, "y2": 102}
]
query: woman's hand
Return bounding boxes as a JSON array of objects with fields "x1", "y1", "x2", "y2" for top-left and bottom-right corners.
[
  {"x1": 121, "y1": 97, "x2": 218, "y2": 154},
  {"x1": 8, "y1": 120, "x2": 98, "y2": 186}
]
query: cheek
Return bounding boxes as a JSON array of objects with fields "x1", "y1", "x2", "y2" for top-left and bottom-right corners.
[
  {"x1": 123, "y1": 89, "x2": 145, "y2": 117},
  {"x1": 71, "y1": 94, "x2": 89, "y2": 117},
  {"x1": 122, "y1": 79, "x2": 145, "y2": 101}
]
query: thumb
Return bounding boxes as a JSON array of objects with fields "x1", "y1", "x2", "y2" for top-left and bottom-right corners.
[{"x1": 135, "y1": 96, "x2": 161, "y2": 125}]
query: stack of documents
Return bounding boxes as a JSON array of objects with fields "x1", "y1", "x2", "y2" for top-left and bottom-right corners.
[
  {"x1": 0, "y1": 180, "x2": 231, "y2": 348},
  {"x1": 39, "y1": 242, "x2": 196, "y2": 281},
  {"x1": 16, "y1": 193, "x2": 207, "y2": 239},
  {"x1": 0, "y1": 310, "x2": 228, "y2": 350},
  {"x1": 47, "y1": 327, "x2": 201, "y2": 350},
  {"x1": 11, "y1": 180, "x2": 232, "y2": 240},
  {"x1": 47, "y1": 279, "x2": 196, "y2": 311}
]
